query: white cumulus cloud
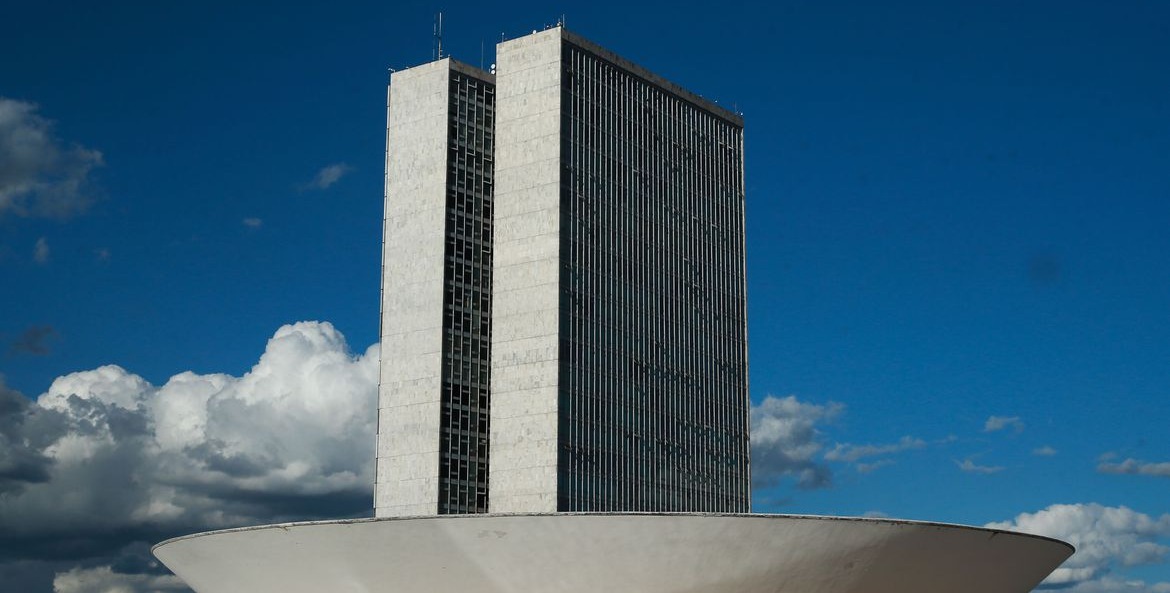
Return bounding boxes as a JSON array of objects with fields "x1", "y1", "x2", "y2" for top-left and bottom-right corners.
[
  {"x1": 987, "y1": 503, "x2": 1170, "y2": 590},
  {"x1": 0, "y1": 97, "x2": 103, "y2": 219},
  {"x1": 749, "y1": 395, "x2": 841, "y2": 489},
  {"x1": 0, "y1": 321, "x2": 378, "y2": 591}
]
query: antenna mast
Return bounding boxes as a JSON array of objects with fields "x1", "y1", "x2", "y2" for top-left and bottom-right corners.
[{"x1": 433, "y1": 13, "x2": 444, "y2": 60}]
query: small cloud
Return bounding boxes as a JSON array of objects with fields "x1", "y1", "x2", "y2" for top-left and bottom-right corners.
[
  {"x1": 1032, "y1": 445, "x2": 1058, "y2": 456},
  {"x1": 1098, "y1": 458, "x2": 1170, "y2": 478},
  {"x1": 956, "y1": 458, "x2": 1004, "y2": 474},
  {"x1": 856, "y1": 460, "x2": 895, "y2": 474},
  {"x1": 33, "y1": 237, "x2": 49, "y2": 264},
  {"x1": 53, "y1": 565, "x2": 186, "y2": 593},
  {"x1": 303, "y1": 163, "x2": 353, "y2": 190},
  {"x1": 94, "y1": 247, "x2": 110, "y2": 262},
  {"x1": 750, "y1": 395, "x2": 842, "y2": 490},
  {"x1": 0, "y1": 97, "x2": 103, "y2": 219},
  {"x1": 825, "y1": 435, "x2": 926, "y2": 463},
  {"x1": 242, "y1": 217, "x2": 263, "y2": 228},
  {"x1": 8, "y1": 324, "x2": 57, "y2": 356},
  {"x1": 984, "y1": 415, "x2": 1024, "y2": 434}
]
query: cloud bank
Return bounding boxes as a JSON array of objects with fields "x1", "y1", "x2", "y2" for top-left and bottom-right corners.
[
  {"x1": 0, "y1": 97, "x2": 103, "y2": 219},
  {"x1": 3, "y1": 326, "x2": 1166, "y2": 592},
  {"x1": 988, "y1": 503, "x2": 1170, "y2": 592},
  {"x1": 0, "y1": 321, "x2": 378, "y2": 592}
]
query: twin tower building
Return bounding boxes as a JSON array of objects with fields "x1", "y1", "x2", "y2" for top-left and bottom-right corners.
[{"x1": 376, "y1": 26, "x2": 750, "y2": 517}]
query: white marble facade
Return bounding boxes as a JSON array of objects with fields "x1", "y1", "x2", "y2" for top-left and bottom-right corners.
[
  {"x1": 488, "y1": 29, "x2": 564, "y2": 513},
  {"x1": 376, "y1": 59, "x2": 452, "y2": 517}
]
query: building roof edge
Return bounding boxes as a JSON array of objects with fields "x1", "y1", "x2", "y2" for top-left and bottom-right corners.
[
  {"x1": 388, "y1": 57, "x2": 495, "y2": 85},
  {"x1": 558, "y1": 27, "x2": 743, "y2": 127}
]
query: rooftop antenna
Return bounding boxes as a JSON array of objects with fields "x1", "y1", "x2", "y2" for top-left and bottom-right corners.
[
  {"x1": 433, "y1": 12, "x2": 444, "y2": 60},
  {"x1": 558, "y1": 14, "x2": 565, "y2": 28}
]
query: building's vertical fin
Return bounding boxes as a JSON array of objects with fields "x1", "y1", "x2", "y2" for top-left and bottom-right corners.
[
  {"x1": 489, "y1": 28, "x2": 565, "y2": 513},
  {"x1": 737, "y1": 124, "x2": 751, "y2": 512},
  {"x1": 376, "y1": 59, "x2": 454, "y2": 517}
]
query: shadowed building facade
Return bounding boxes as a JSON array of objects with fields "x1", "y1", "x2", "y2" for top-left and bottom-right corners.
[{"x1": 377, "y1": 27, "x2": 749, "y2": 517}]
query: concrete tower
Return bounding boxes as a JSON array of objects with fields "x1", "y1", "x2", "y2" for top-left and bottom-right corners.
[
  {"x1": 489, "y1": 28, "x2": 749, "y2": 513},
  {"x1": 377, "y1": 27, "x2": 749, "y2": 517}
]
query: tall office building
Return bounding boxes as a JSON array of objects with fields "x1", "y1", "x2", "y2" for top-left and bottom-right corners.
[
  {"x1": 377, "y1": 58, "x2": 496, "y2": 516},
  {"x1": 377, "y1": 27, "x2": 749, "y2": 517}
]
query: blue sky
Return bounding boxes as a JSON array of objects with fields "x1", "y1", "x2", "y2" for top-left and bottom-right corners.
[{"x1": 2, "y1": 1, "x2": 1168, "y2": 591}]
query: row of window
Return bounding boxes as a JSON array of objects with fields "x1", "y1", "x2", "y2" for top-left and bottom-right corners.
[
  {"x1": 555, "y1": 42, "x2": 750, "y2": 513},
  {"x1": 438, "y1": 70, "x2": 496, "y2": 514}
]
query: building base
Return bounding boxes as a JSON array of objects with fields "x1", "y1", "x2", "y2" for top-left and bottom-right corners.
[{"x1": 153, "y1": 513, "x2": 1072, "y2": 592}]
